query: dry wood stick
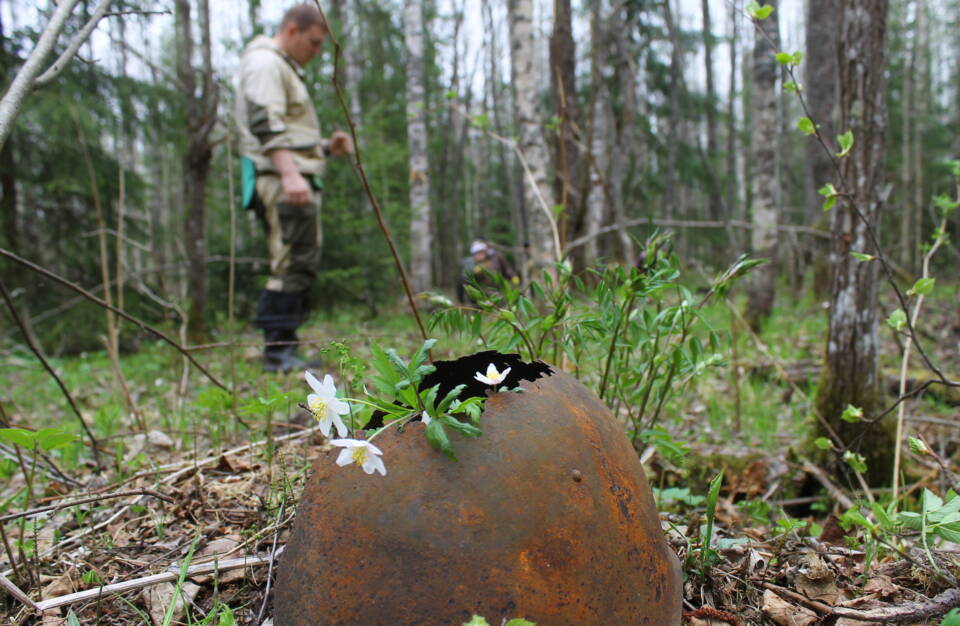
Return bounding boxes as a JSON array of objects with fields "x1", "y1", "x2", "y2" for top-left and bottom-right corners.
[
  {"x1": 29, "y1": 548, "x2": 285, "y2": 613},
  {"x1": 762, "y1": 581, "x2": 960, "y2": 623},
  {"x1": 0, "y1": 571, "x2": 39, "y2": 611},
  {"x1": 0, "y1": 489, "x2": 172, "y2": 524}
]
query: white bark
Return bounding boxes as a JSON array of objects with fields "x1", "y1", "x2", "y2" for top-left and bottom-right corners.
[
  {"x1": 0, "y1": 0, "x2": 81, "y2": 151},
  {"x1": 405, "y1": 0, "x2": 433, "y2": 293},
  {"x1": 745, "y1": 0, "x2": 780, "y2": 327},
  {"x1": 508, "y1": 0, "x2": 557, "y2": 273},
  {"x1": 584, "y1": 0, "x2": 607, "y2": 263}
]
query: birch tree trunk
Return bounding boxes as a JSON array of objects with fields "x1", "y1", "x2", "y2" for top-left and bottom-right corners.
[
  {"x1": 701, "y1": 0, "x2": 720, "y2": 221},
  {"x1": 176, "y1": 0, "x2": 218, "y2": 343},
  {"x1": 405, "y1": 0, "x2": 433, "y2": 293},
  {"x1": 744, "y1": 0, "x2": 780, "y2": 331},
  {"x1": 814, "y1": 0, "x2": 893, "y2": 486},
  {"x1": 725, "y1": 1, "x2": 741, "y2": 251},
  {"x1": 508, "y1": 0, "x2": 557, "y2": 275},
  {"x1": 583, "y1": 0, "x2": 608, "y2": 264},
  {"x1": 662, "y1": 0, "x2": 681, "y2": 223}
]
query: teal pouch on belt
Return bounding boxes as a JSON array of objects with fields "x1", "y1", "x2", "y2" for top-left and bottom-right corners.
[{"x1": 241, "y1": 156, "x2": 257, "y2": 209}]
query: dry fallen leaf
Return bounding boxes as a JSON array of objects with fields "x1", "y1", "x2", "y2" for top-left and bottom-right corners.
[{"x1": 761, "y1": 589, "x2": 818, "y2": 626}]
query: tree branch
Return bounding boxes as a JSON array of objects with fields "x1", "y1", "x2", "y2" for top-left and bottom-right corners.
[
  {"x1": 34, "y1": 0, "x2": 114, "y2": 88},
  {"x1": 0, "y1": 0, "x2": 82, "y2": 150}
]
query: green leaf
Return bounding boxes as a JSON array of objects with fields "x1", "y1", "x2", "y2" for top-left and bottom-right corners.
[
  {"x1": 746, "y1": 1, "x2": 773, "y2": 19},
  {"x1": 775, "y1": 52, "x2": 792, "y2": 65},
  {"x1": 67, "y1": 611, "x2": 82, "y2": 626},
  {"x1": 440, "y1": 416, "x2": 482, "y2": 438},
  {"x1": 836, "y1": 130, "x2": 854, "y2": 157},
  {"x1": 504, "y1": 620, "x2": 536, "y2": 626},
  {"x1": 463, "y1": 617, "x2": 490, "y2": 626},
  {"x1": 850, "y1": 252, "x2": 875, "y2": 262},
  {"x1": 840, "y1": 405, "x2": 863, "y2": 423},
  {"x1": 843, "y1": 451, "x2": 867, "y2": 473},
  {"x1": 0, "y1": 428, "x2": 37, "y2": 448},
  {"x1": 822, "y1": 195, "x2": 837, "y2": 211},
  {"x1": 797, "y1": 116, "x2": 816, "y2": 135},
  {"x1": 907, "y1": 277, "x2": 935, "y2": 297},
  {"x1": 425, "y1": 419, "x2": 456, "y2": 460},
  {"x1": 943, "y1": 608, "x2": 960, "y2": 626},
  {"x1": 908, "y1": 437, "x2": 929, "y2": 455},
  {"x1": 36, "y1": 428, "x2": 77, "y2": 451},
  {"x1": 886, "y1": 309, "x2": 907, "y2": 331},
  {"x1": 814, "y1": 437, "x2": 832, "y2": 450},
  {"x1": 818, "y1": 183, "x2": 837, "y2": 197},
  {"x1": 791, "y1": 51, "x2": 804, "y2": 65},
  {"x1": 217, "y1": 605, "x2": 236, "y2": 626},
  {"x1": 932, "y1": 193, "x2": 959, "y2": 212},
  {"x1": 783, "y1": 80, "x2": 800, "y2": 93}
]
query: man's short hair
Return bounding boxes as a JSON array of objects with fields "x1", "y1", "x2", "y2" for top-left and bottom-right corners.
[{"x1": 281, "y1": 4, "x2": 328, "y2": 33}]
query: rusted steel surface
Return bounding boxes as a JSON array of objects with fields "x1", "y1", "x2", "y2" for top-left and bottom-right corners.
[{"x1": 275, "y1": 367, "x2": 682, "y2": 625}]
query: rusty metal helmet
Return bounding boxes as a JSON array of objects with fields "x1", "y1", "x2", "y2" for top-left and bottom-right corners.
[{"x1": 275, "y1": 353, "x2": 682, "y2": 625}]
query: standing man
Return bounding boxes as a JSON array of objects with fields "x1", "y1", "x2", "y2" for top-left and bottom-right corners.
[{"x1": 236, "y1": 4, "x2": 353, "y2": 372}]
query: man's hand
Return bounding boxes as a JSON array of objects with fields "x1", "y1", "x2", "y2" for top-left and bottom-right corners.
[
  {"x1": 269, "y1": 148, "x2": 312, "y2": 205},
  {"x1": 281, "y1": 170, "x2": 312, "y2": 205},
  {"x1": 327, "y1": 130, "x2": 354, "y2": 157}
]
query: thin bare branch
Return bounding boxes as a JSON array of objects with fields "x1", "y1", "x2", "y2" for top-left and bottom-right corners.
[
  {"x1": 34, "y1": 0, "x2": 114, "y2": 88},
  {"x1": 0, "y1": 248, "x2": 226, "y2": 390}
]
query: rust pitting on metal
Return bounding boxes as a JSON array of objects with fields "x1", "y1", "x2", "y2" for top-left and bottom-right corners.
[{"x1": 275, "y1": 356, "x2": 682, "y2": 625}]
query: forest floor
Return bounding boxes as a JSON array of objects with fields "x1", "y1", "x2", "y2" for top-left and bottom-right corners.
[{"x1": 0, "y1": 285, "x2": 958, "y2": 625}]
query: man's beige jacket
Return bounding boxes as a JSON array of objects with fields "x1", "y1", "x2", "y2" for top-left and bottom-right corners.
[{"x1": 236, "y1": 35, "x2": 326, "y2": 177}]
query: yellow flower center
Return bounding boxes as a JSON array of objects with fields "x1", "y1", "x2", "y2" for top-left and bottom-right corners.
[
  {"x1": 309, "y1": 398, "x2": 327, "y2": 418},
  {"x1": 351, "y1": 447, "x2": 368, "y2": 465}
]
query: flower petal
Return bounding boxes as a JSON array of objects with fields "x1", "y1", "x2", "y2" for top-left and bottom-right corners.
[
  {"x1": 485, "y1": 363, "x2": 499, "y2": 378},
  {"x1": 331, "y1": 412, "x2": 349, "y2": 438},
  {"x1": 499, "y1": 366, "x2": 511, "y2": 380},
  {"x1": 329, "y1": 397, "x2": 351, "y2": 415},
  {"x1": 334, "y1": 448, "x2": 354, "y2": 466},
  {"x1": 316, "y1": 414, "x2": 333, "y2": 438},
  {"x1": 305, "y1": 370, "x2": 324, "y2": 394},
  {"x1": 320, "y1": 374, "x2": 337, "y2": 398},
  {"x1": 474, "y1": 372, "x2": 492, "y2": 385},
  {"x1": 365, "y1": 454, "x2": 387, "y2": 476}
]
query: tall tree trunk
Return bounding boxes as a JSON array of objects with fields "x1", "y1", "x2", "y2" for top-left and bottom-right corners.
[
  {"x1": 899, "y1": 1, "x2": 916, "y2": 269},
  {"x1": 583, "y1": 0, "x2": 608, "y2": 264},
  {"x1": 701, "y1": 0, "x2": 720, "y2": 221},
  {"x1": 804, "y1": 0, "x2": 838, "y2": 298},
  {"x1": 0, "y1": 11, "x2": 18, "y2": 258},
  {"x1": 404, "y1": 0, "x2": 432, "y2": 293},
  {"x1": 176, "y1": 0, "x2": 217, "y2": 344},
  {"x1": 662, "y1": 0, "x2": 682, "y2": 223},
  {"x1": 744, "y1": 0, "x2": 780, "y2": 331},
  {"x1": 814, "y1": 0, "x2": 893, "y2": 486},
  {"x1": 610, "y1": 3, "x2": 639, "y2": 264},
  {"x1": 725, "y1": 1, "x2": 741, "y2": 252},
  {"x1": 508, "y1": 0, "x2": 557, "y2": 275},
  {"x1": 911, "y1": 0, "x2": 928, "y2": 271},
  {"x1": 549, "y1": 0, "x2": 578, "y2": 247}
]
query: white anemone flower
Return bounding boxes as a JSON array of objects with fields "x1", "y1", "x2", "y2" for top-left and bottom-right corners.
[
  {"x1": 305, "y1": 371, "x2": 350, "y2": 438},
  {"x1": 474, "y1": 363, "x2": 511, "y2": 386},
  {"x1": 421, "y1": 411, "x2": 432, "y2": 425},
  {"x1": 331, "y1": 438, "x2": 387, "y2": 476}
]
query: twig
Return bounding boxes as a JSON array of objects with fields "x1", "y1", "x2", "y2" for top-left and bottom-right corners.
[
  {"x1": 33, "y1": 0, "x2": 114, "y2": 88},
  {"x1": 0, "y1": 571, "x2": 39, "y2": 611},
  {"x1": 0, "y1": 489, "x2": 172, "y2": 524},
  {"x1": 801, "y1": 462, "x2": 855, "y2": 510},
  {"x1": 0, "y1": 279, "x2": 101, "y2": 466},
  {"x1": 0, "y1": 247, "x2": 226, "y2": 390},
  {"x1": 892, "y1": 206, "x2": 949, "y2": 502},
  {"x1": 256, "y1": 499, "x2": 286, "y2": 623},
  {"x1": 762, "y1": 581, "x2": 960, "y2": 623},
  {"x1": 29, "y1": 548, "x2": 285, "y2": 613},
  {"x1": 312, "y1": 2, "x2": 429, "y2": 347}
]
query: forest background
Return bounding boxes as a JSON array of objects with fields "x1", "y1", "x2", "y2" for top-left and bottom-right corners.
[{"x1": 2, "y1": 0, "x2": 960, "y2": 623}]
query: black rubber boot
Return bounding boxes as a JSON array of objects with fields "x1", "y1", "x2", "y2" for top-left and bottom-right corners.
[{"x1": 256, "y1": 290, "x2": 321, "y2": 373}]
